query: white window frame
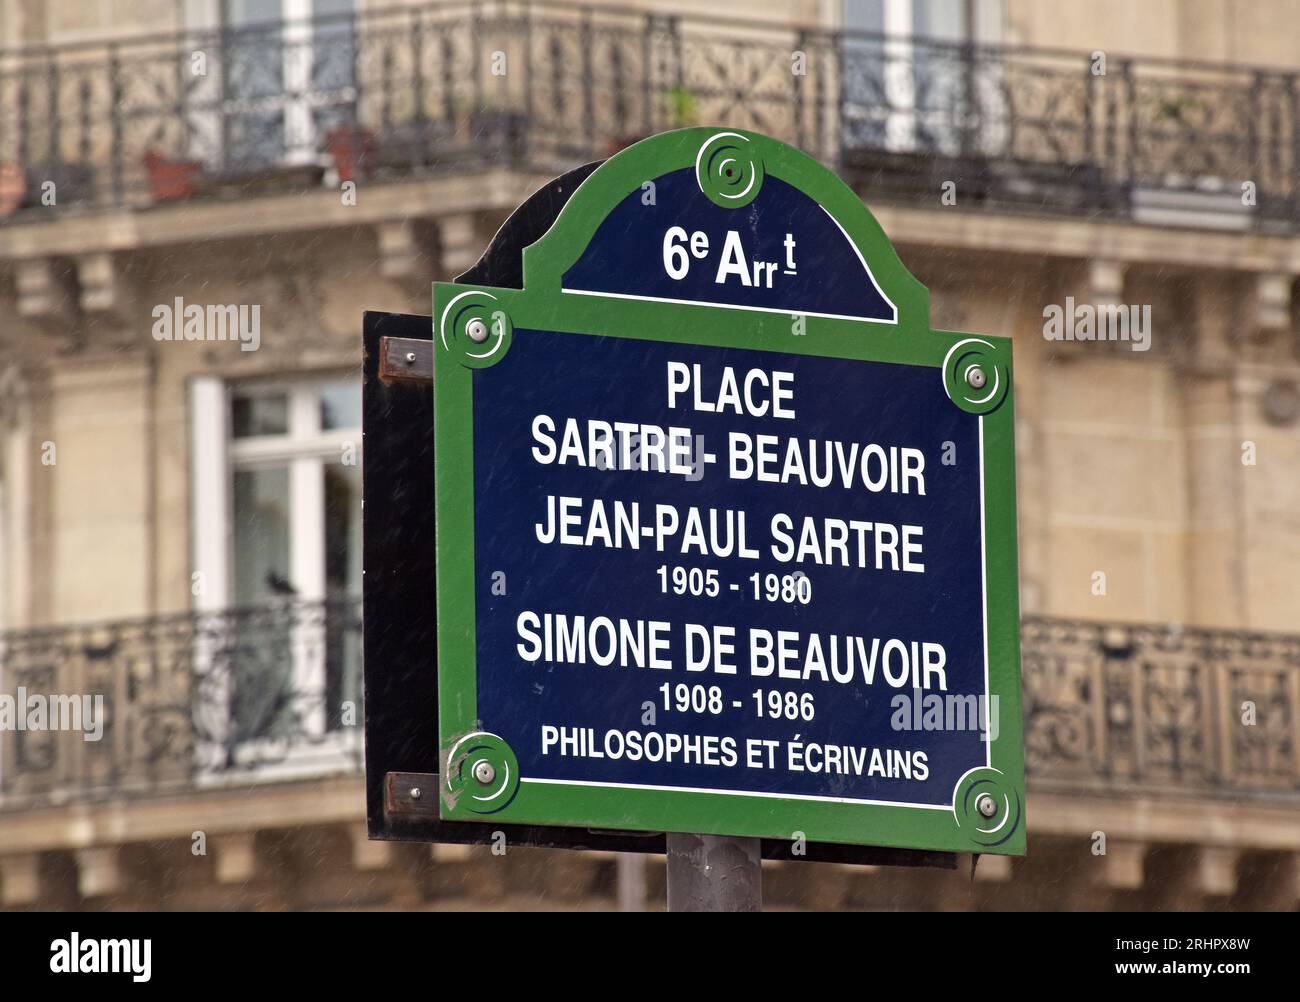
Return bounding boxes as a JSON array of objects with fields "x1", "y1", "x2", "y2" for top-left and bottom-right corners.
[
  {"x1": 243, "y1": 0, "x2": 321, "y2": 168},
  {"x1": 845, "y1": 0, "x2": 1005, "y2": 155},
  {"x1": 882, "y1": 0, "x2": 920, "y2": 152},
  {"x1": 183, "y1": 0, "x2": 360, "y2": 170},
  {"x1": 189, "y1": 374, "x2": 361, "y2": 784},
  {"x1": 0, "y1": 371, "x2": 35, "y2": 806}
]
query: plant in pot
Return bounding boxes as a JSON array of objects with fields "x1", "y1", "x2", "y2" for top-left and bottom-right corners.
[
  {"x1": 603, "y1": 87, "x2": 699, "y2": 156},
  {"x1": 664, "y1": 87, "x2": 699, "y2": 129},
  {"x1": 1148, "y1": 93, "x2": 1210, "y2": 188}
]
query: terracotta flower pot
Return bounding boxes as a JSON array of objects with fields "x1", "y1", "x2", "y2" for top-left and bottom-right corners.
[
  {"x1": 143, "y1": 149, "x2": 202, "y2": 201},
  {"x1": 0, "y1": 161, "x2": 26, "y2": 216},
  {"x1": 325, "y1": 126, "x2": 377, "y2": 184}
]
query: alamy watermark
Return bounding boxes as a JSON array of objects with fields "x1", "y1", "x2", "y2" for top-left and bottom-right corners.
[
  {"x1": 1043, "y1": 297, "x2": 1151, "y2": 352},
  {"x1": 50, "y1": 934, "x2": 150, "y2": 982},
  {"x1": 0, "y1": 688, "x2": 105, "y2": 741},
  {"x1": 152, "y1": 297, "x2": 261, "y2": 351},
  {"x1": 890, "y1": 688, "x2": 1000, "y2": 741}
]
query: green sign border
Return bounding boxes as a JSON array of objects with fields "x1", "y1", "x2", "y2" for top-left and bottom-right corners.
[{"x1": 433, "y1": 128, "x2": 1024, "y2": 855}]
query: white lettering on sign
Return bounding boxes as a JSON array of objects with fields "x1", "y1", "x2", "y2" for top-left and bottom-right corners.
[
  {"x1": 666, "y1": 361, "x2": 795, "y2": 419},
  {"x1": 499, "y1": 348, "x2": 993, "y2": 803},
  {"x1": 662, "y1": 227, "x2": 797, "y2": 289},
  {"x1": 528, "y1": 365, "x2": 932, "y2": 570},
  {"x1": 514, "y1": 611, "x2": 948, "y2": 693}
]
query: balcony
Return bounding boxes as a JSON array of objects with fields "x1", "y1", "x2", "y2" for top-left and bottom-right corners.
[
  {"x1": 0, "y1": 0, "x2": 1296, "y2": 231},
  {"x1": 1, "y1": 603, "x2": 1298, "y2": 812},
  {"x1": 1023, "y1": 619, "x2": 1300, "y2": 802},
  {"x1": 0, "y1": 599, "x2": 363, "y2": 810}
]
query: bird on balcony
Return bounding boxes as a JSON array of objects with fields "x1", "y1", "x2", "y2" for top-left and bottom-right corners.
[{"x1": 265, "y1": 571, "x2": 298, "y2": 597}]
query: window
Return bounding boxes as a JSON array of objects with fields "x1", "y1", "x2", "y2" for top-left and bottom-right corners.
[
  {"x1": 222, "y1": 0, "x2": 359, "y2": 170},
  {"x1": 227, "y1": 379, "x2": 361, "y2": 607},
  {"x1": 190, "y1": 375, "x2": 362, "y2": 772},
  {"x1": 843, "y1": 0, "x2": 1003, "y2": 156}
]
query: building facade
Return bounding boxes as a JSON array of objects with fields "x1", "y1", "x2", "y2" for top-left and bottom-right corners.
[{"x1": 0, "y1": 0, "x2": 1298, "y2": 910}]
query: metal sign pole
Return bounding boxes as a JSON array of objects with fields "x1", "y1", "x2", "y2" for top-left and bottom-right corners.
[{"x1": 666, "y1": 833, "x2": 762, "y2": 912}]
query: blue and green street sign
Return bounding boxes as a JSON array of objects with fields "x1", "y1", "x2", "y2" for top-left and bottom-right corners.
[{"x1": 433, "y1": 129, "x2": 1024, "y2": 855}]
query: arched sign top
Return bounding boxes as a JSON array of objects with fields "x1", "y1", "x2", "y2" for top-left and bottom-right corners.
[{"x1": 522, "y1": 128, "x2": 931, "y2": 333}]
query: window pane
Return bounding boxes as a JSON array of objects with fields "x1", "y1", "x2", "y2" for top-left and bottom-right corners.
[
  {"x1": 232, "y1": 392, "x2": 289, "y2": 438},
  {"x1": 231, "y1": 465, "x2": 296, "y2": 743},
  {"x1": 233, "y1": 466, "x2": 292, "y2": 604},
  {"x1": 225, "y1": 0, "x2": 286, "y2": 168},
  {"x1": 324, "y1": 462, "x2": 362, "y2": 729},
  {"x1": 319, "y1": 380, "x2": 361, "y2": 431},
  {"x1": 314, "y1": 0, "x2": 354, "y2": 16},
  {"x1": 844, "y1": 0, "x2": 884, "y2": 32},
  {"x1": 324, "y1": 462, "x2": 361, "y2": 596},
  {"x1": 228, "y1": 0, "x2": 283, "y2": 25},
  {"x1": 313, "y1": 0, "x2": 357, "y2": 101},
  {"x1": 915, "y1": 0, "x2": 964, "y2": 40}
]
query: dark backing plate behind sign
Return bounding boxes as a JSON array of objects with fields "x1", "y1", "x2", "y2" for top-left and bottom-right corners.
[{"x1": 361, "y1": 163, "x2": 955, "y2": 869}]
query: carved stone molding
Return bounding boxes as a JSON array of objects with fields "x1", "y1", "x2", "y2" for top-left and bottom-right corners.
[
  {"x1": 438, "y1": 213, "x2": 481, "y2": 280},
  {"x1": 1087, "y1": 258, "x2": 1125, "y2": 308},
  {"x1": 76, "y1": 251, "x2": 136, "y2": 323},
  {"x1": 1101, "y1": 841, "x2": 1147, "y2": 890},
  {"x1": 213, "y1": 832, "x2": 258, "y2": 885},
  {"x1": 0, "y1": 363, "x2": 32, "y2": 425},
  {"x1": 75, "y1": 846, "x2": 122, "y2": 899},
  {"x1": 1253, "y1": 272, "x2": 1292, "y2": 334},
  {"x1": 1195, "y1": 846, "x2": 1239, "y2": 897},
  {"x1": 0, "y1": 854, "x2": 40, "y2": 907},
  {"x1": 15, "y1": 258, "x2": 79, "y2": 349}
]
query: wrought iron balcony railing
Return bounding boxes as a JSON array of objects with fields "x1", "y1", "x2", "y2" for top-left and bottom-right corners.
[
  {"x1": 0, "y1": 599, "x2": 364, "y2": 809},
  {"x1": 1, "y1": 601, "x2": 1298, "y2": 811},
  {"x1": 1023, "y1": 619, "x2": 1300, "y2": 800},
  {"x1": 0, "y1": 0, "x2": 1296, "y2": 229}
]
